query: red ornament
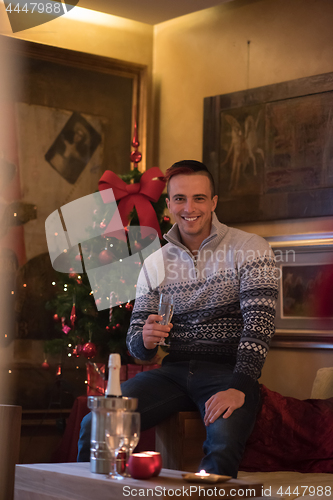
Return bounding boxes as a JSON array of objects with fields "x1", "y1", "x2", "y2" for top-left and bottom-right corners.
[
  {"x1": 53, "y1": 313, "x2": 59, "y2": 322},
  {"x1": 69, "y1": 272, "x2": 77, "y2": 279},
  {"x1": 116, "y1": 323, "x2": 121, "y2": 329},
  {"x1": 95, "y1": 298, "x2": 102, "y2": 307},
  {"x1": 112, "y1": 325, "x2": 117, "y2": 331},
  {"x1": 75, "y1": 254, "x2": 82, "y2": 261},
  {"x1": 82, "y1": 342, "x2": 97, "y2": 359},
  {"x1": 131, "y1": 120, "x2": 140, "y2": 149},
  {"x1": 134, "y1": 241, "x2": 142, "y2": 251},
  {"x1": 100, "y1": 219, "x2": 107, "y2": 229},
  {"x1": 41, "y1": 361, "x2": 49, "y2": 370},
  {"x1": 106, "y1": 326, "x2": 110, "y2": 330},
  {"x1": 125, "y1": 302, "x2": 133, "y2": 311},
  {"x1": 99, "y1": 249, "x2": 114, "y2": 265},
  {"x1": 70, "y1": 304, "x2": 76, "y2": 327},
  {"x1": 130, "y1": 150, "x2": 142, "y2": 164},
  {"x1": 76, "y1": 278, "x2": 82, "y2": 285},
  {"x1": 163, "y1": 215, "x2": 170, "y2": 223}
]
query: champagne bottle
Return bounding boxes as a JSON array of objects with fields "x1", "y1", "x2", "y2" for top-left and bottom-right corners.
[{"x1": 105, "y1": 353, "x2": 122, "y2": 397}]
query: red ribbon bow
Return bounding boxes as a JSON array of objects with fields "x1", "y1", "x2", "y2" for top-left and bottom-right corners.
[{"x1": 98, "y1": 167, "x2": 166, "y2": 239}]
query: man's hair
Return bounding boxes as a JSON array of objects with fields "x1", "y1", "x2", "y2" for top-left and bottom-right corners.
[{"x1": 165, "y1": 160, "x2": 216, "y2": 197}]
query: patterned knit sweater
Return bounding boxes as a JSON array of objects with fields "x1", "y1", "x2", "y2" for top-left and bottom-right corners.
[{"x1": 126, "y1": 213, "x2": 278, "y2": 393}]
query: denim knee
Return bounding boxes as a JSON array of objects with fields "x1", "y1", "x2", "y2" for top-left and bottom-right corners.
[{"x1": 77, "y1": 412, "x2": 92, "y2": 462}]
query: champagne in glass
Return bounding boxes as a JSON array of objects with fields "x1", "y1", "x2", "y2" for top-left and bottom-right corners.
[{"x1": 157, "y1": 293, "x2": 174, "y2": 346}]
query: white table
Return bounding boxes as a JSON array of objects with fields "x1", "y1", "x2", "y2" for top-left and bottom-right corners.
[{"x1": 14, "y1": 462, "x2": 275, "y2": 499}]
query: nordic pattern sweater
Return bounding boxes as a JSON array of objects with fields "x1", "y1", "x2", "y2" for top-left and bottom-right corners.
[{"x1": 126, "y1": 213, "x2": 278, "y2": 393}]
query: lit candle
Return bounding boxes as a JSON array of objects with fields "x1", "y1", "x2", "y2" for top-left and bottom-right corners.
[
  {"x1": 195, "y1": 470, "x2": 210, "y2": 478},
  {"x1": 182, "y1": 470, "x2": 231, "y2": 484}
]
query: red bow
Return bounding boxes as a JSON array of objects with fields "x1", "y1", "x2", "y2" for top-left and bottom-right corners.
[{"x1": 98, "y1": 167, "x2": 166, "y2": 239}]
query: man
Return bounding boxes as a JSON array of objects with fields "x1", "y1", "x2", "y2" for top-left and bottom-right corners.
[{"x1": 78, "y1": 160, "x2": 278, "y2": 477}]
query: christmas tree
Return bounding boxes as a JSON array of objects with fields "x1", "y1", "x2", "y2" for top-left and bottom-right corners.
[{"x1": 45, "y1": 165, "x2": 172, "y2": 365}]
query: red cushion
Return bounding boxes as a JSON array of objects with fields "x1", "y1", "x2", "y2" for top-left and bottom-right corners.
[{"x1": 240, "y1": 385, "x2": 333, "y2": 473}]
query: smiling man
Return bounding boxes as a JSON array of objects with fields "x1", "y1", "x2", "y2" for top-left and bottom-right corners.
[{"x1": 78, "y1": 160, "x2": 278, "y2": 478}]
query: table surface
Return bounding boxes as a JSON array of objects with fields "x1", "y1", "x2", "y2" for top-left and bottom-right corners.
[{"x1": 14, "y1": 462, "x2": 277, "y2": 500}]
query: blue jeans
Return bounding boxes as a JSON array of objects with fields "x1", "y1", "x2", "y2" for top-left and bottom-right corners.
[{"x1": 77, "y1": 360, "x2": 260, "y2": 477}]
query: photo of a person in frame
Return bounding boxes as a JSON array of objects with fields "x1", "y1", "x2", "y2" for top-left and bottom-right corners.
[{"x1": 45, "y1": 112, "x2": 101, "y2": 184}]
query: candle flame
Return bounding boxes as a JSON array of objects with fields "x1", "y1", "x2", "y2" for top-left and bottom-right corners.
[{"x1": 195, "y1": 469, "x2": 210, "y2": 477}]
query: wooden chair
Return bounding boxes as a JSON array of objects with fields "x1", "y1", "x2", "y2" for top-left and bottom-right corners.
[{"x1": 0, "y1": 405, "x2": 22, "y2": 500}]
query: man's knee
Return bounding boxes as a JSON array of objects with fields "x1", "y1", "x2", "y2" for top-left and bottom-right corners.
[{"x1": 77, "y1": 412, "x2": 92, "y2": 462}]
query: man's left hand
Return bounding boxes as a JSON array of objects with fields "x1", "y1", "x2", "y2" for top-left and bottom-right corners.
[{"x1": 204, "y1": 389, "x2": 245, "y2": 426}]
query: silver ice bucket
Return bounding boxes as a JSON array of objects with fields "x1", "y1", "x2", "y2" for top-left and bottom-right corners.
[{"x1": 88, "y1": 396, "x2": 138, "y2": 474}]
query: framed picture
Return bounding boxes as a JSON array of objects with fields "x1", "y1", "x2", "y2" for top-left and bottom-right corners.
[
  {"x1": 266, "y1": 233, "x2": 333, "y2": 349},
  {"x1": 1, "y1": 35, "x2": 147, "y2": 265},
  {"x1": 203, "y1": 71, "x2": 333, "y2": 224}
]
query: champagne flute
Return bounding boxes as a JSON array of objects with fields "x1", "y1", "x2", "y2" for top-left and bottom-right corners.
[
  {"x1": 120, "y1": 411, "x2": 140, "y2": 477},
  {"x1": 105, "y1": 411, "x2": 125, "y2": 480},
  {"x1": 156, "y1": 293, "x2": 174, "y2": 346}
]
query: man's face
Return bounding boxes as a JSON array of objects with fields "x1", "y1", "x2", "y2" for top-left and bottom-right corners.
[{"x1": 166, "y1": 174, "x2": 218, "y2": 245}]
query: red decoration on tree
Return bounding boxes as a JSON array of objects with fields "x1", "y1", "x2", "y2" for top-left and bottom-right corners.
[
  {"x1": 98, "y1": 167, "x2": 165, "y2": 240},
  {"x1": 130, "y1": 150, "x2": 142, "y2": 164},
  {"x1": 53, "y1": 313, "x2": 59, "y2": 322},
  {"x1": 99, "y1": 249, "x2": 115, "y2": 265},
  {"x1": 130, "y1": 120, "x2": 142, "y2": 165},
  {"x1": 61, "y1": 316, "x2": 71, "y2": 335},
  {"x1": 134, "y1": 241, "x2": 142, "y2": 251},
  {"x1": 82, "y1": 342, "x2": 97, "y2": 359},
  {"x1": 41, "y1": 361, "x2": 49, "y2": 370},
  {"x1": 163, "y1": 215, "x2": 170, "y2": 223},
  {"x1": 70, "y1": 303, "x2": 76, "y2": 327},
  {"x1": 125, "y1": 302, "x2": 133, "y2": 311},
  {"x1": 69, "y1": 272, "x2": 77, "y2": 279},
  {"x1": 75, "y1": 254, "x2": 82, "y2": 261},
  {"x1": 73, "y1": 344, "x2": 83, "y2": 357}
]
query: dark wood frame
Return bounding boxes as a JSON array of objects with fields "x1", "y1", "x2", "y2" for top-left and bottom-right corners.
[
  {"x1": 266, "y1": 233, "x2": 333, "y2": 349},
  {"x1": 0, "y1": 34, "x2": 148, "y2": 172},
  {"x1": 203, "y1": 72, "x2": 333, "y2": 224}
]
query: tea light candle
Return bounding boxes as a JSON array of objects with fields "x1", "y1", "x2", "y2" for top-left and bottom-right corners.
[
  {"x1": 128, "y1": 453, "x2": 155, "y2": 479},
  {"x1": 196, "y1": 470, "x2": 210, "y2": 478},
  {"x1": 143, "y1": 451, "x2": 162, "y2": 476},
  {"x1": 182, "y1": 470, "x2": 231, "y2": 484}
]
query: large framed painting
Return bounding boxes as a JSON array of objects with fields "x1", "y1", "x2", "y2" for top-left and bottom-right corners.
[
  {"x1": 266, "y1": 233, "x2": 333, "y2": 349},
  {"x1": 203, "y1": 72, "x2": 333, "y2": 223},
  {"x1": 1, "y1": 35, "x2": 147, "y2": 263},
  {"x1": 0, "y1": 36, "x2": 147, "y2": 341}
]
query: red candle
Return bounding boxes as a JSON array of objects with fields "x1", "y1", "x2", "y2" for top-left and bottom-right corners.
[
  {"x1": 143, "y1": 452, "x2": 162, "y2": 476},
  {"x1": 128, "y1": 453, "x2": 155, "y2": 479}
]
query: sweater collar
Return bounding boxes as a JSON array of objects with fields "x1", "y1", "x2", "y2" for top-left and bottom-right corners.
[{"x1": 164, "y1": 212, "x2": 228, "y2": 251}]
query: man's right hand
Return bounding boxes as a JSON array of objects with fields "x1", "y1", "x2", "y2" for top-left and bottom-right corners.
[{"x1": 142, "y1": 314, "x2": 172, "y2": 349}]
